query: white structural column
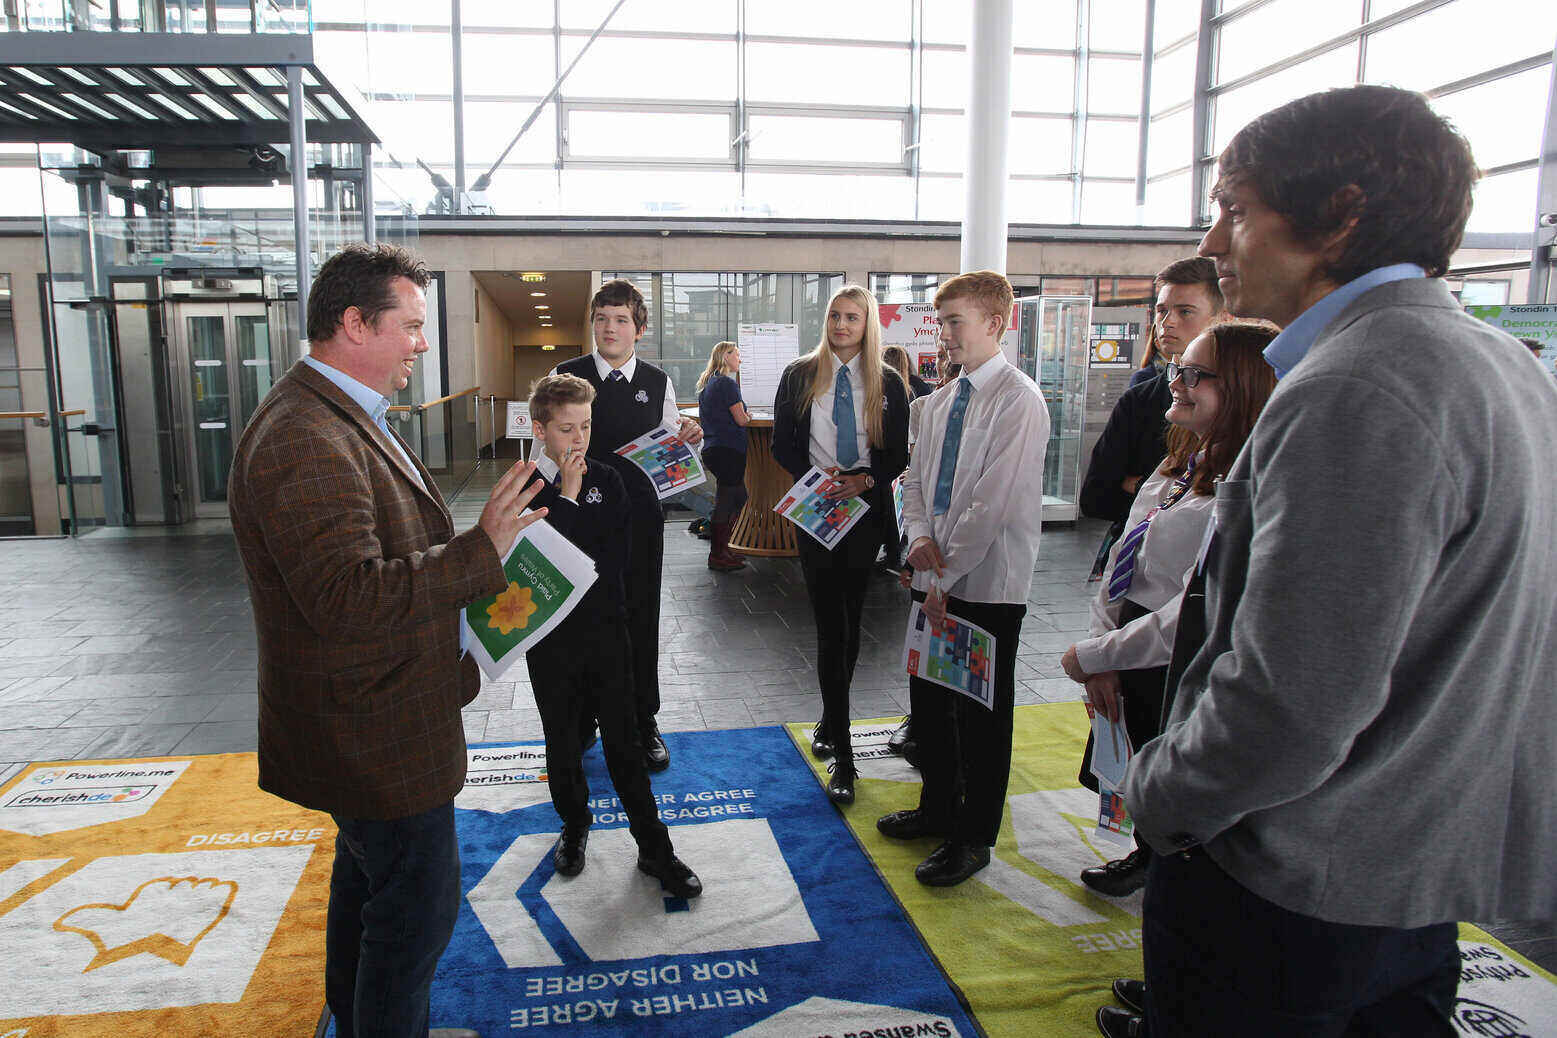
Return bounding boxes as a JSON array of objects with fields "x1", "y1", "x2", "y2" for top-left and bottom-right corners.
[
  {"x1": 288, "y1": 65, "x2": 311, "y2": 335},
  {"x1": 960, "y1": 0, "x2": 1014, "y2": 274}
]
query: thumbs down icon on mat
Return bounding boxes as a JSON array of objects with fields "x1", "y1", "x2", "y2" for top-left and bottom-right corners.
[{"x1": 53, "y1": 876, "x2": 238, "y2": 971}]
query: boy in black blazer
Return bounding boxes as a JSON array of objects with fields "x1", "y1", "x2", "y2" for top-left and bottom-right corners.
[{"x1": 523, "y1": 374, "x2": 700, "y2": 899}]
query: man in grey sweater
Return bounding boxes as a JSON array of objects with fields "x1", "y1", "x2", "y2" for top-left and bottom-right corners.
[{"x1": 1110, "y1": 85, "x2": 1557, "y2": 1038}]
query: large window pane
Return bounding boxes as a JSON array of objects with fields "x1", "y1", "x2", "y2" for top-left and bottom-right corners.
[
  {"x1": 462, "y1": 33, "x2": 558, "y2": 95},
  {"x1": 1084, "y1": 119, "x2": 1139, "y2": 178},
  {"x1": 561, "y1": 0, "x2": 736, "y2": 34},
  {"x1": 925, "y1": 0, "x2": 1077, "y2": 47},
  {"x1": 314, "y1": 29, "x2": 370, "y2": 91},
  {"x1": 361, "y1": 98, "x2": 456, "y2": 165},
  {"x1": 1009, "y1": 178, "x2": 1076, "y2": 223},
  {"x1": 747, "y1": 42, "x2": 910, "y2": 106},
  {"x1": 918, "y1": 113, "x2": 966, "y2": 174},
  {"x1": 1154, "y1": 2, "x2": 1200, "y2": 45},
  {"x1": 747, "y1": 115, "x2": 906, "y2": 165},
  {"x1": 923, "y1": 48, "x2": 969, "y2": 109},
  {"x1": 1012, "y1": 53, "x2": 1076, "y2": 111},
  {"x1": 1211, "y1": 44, "x2": 1357, "y2": 154},
  {"x1": 1010, "y1": 115, "x2": 1074, "y2": 176},
  {"x1": 462, "y1": 102, "x2": 555, "y2": 165},
  {"x1": 563, "y1": 37, "x2": 736, "y2": 101},
  {"x1": 1089, "y1": 56, "x2": 1142, "y2": 115},
  {"x1": 460, "y1": 0, "x2": 553, "y2": 29},
  {"x1": 0, "y1": 168, "x2": 43, "y2": 217},
  {"x1": 570, "y1": 110, "x2": 730, "y2": 160},
  {"x1": 1466, "y1": 167, "x2": 1538, "y2": 234},
  {"x1": 917, "y1": 174, "x2": 964, "y2": 221},
  {"x1": 1432, "y1": 67, "x2": 1549, "y2": 171},
  {"x1": 559, "y1": 169, "x2": 740, "y2": 215},
  {"x1": 1081, "y1": 178, "x2": 1136, "y2": 223},
  {"x1": 1149, "y1": 40, "x2": 1196, "y2": 113},
  {"x1": 1216, "y1": 0, "x2": 1360, "y2": 85},
  {"x1": 1146, "y1": 107, "x2": 1192, "y2": 176},
  {"x1": 1366, "y1": 0, "x2": 1557, "y2": 94},
  {"x1": 1144, "y1": 170, "x2": 1191, "y2": 225},
  {"x1": 481, "y1": 169, "x2": 560, "y2": 215},
  {"x1": 747, "y1": 0, "x2": 911, "y2": 42},
  {"x1": 1088, "y1": 0, "x2": 1147, "y2": 52},
  {"x1": 744, "y1": 171, "x2": 914, "y2": 218}
]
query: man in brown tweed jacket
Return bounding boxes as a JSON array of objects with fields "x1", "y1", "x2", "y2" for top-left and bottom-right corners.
[{"x1": 230, "y1": 244, "x2": 546, "y2": 1038}]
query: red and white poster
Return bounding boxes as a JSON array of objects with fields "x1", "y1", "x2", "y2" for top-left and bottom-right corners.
[{"x1": 879, "y1": 302, "x2": 1022, "y2": 381}]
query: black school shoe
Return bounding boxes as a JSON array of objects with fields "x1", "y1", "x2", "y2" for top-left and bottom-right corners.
[
  {"x1": 808, "y1": 722, "x2": 834, "y2": 760},
  {"x1": 914, "y1": 841, "x2": 990, "y2": 886},
  {"x1": 637, "y1": 853, "x2": 702, "y2": 898},
  {"x1": 1096, "y1": 1005, "x2": 1148, "y2": 1038},
  {"x1": 642, "y1": 723, "x2": 670, "y2": 772},
  {"x1": 553, "y1": 825, "x2": 588, "y2": 877},
  {"x1": 875, "y1": 808, "x2": 947, "y2": 840},
  {"x1": 1080, "y1": 847, "x2": 1149, "y2": 897},
  {"x1": 1112, "y1": 979, "x2": 1146, "y2": 1015},
  {"x1": 826, "y1": 761, "x2": 856, "y2": 805}
]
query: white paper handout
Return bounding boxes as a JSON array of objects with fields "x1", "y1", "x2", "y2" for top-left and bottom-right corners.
[
  {"x1": 1085, "y1": 701, "x2": 1132, "y2": 791},
  {"x1": 462, "y1": 519, "x2": 598, "y2": 680},
  {"x1": 613, "y1": 423, "x2": 708, "y2": 500},
  {"x1": 900, "y1": 601, "x2": 997, "y2": 709},
  {"x1": 773, "y1": 465, "x2": 871, "y2": 548}
]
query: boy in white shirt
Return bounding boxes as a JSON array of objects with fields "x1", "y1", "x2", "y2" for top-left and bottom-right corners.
[{"x1": 876, "y1": 270, "x2": 1050, "y2": 886}]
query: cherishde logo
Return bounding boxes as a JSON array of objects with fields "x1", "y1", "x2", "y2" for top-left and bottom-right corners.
[{"x1": 6, "y1": 785, "x2": 154, "y2": 808}]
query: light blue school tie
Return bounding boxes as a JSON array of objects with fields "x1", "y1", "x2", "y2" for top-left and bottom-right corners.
[
  {"x1": 932, "y1": 377, "x2": 972, "y2": 516},
  {"x1": 833, "y1": 364, "x2": 860, "y2": 468}
]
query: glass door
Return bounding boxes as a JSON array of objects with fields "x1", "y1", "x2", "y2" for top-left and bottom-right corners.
[{"x1": 173, "y1": 301, "x2": 276, "y2": 517}]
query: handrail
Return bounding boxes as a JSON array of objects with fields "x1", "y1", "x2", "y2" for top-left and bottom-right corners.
[
  {"x1": 59, "y1": 409, "x2": 86, "y2": 418},
  {"x1": 387, "y1": 387, "x2": 479, "y2": 414},
  {"x1": 0, "y1": 411, "x2": 45, "y2": 420}
]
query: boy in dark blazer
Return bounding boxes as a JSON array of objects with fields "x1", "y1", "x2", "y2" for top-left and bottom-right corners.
[
  {"x1": 553, "y1": 279, "x2": 702, "y2": 772},
  {"x1": 522, "y1": 373, "x2": 700, "y2": 899}
]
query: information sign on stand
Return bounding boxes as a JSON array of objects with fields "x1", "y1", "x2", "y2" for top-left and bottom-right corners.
[
  {"x1": 504, "y1": 401, "x2": 532, "y2": 440},
  {"x1": 880, "y1": 302, "x2": 1021, "y2": 378},
  {"x1": 737, "y1": 322, "x2": 800, "y2": 410},
  {"x1": 1466, "y1": 304, "x2": 1557, "y2": 380}
]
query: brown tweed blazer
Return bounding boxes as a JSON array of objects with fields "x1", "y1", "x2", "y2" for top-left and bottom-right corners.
[{"x1": 229, "y1": 360, "x2": 505, "y2": 819}]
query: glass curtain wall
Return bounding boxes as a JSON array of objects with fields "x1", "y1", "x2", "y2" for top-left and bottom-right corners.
[
  {"x1": 601, "y1": 271, "x2": 844, "y2": 399},
  {"x1": 1193, "y1": 0, "x2": 1557, "y2": 232}
]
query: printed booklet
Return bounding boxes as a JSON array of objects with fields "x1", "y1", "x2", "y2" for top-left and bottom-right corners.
[
  {"x1": 901, "y1": 601, "x2": 997, "y2": 708},
  {"x1": 774, "y1": 465, "x2": 871, "y2": 548},
  {"x1": 614, "y1": 423, "x2": 707, "y2": 500},
  {"x1": 462, "y1": 519, "x2": 597, "y2": 680}
]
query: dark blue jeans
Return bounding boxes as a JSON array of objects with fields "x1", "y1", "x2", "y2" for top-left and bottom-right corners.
[
  {"x1": 327, "y1": 802, "x2": 461, "y2": 1038},
  {"x1": 1143, "y1": 847, "x2": 1459, "y2": 1037}
]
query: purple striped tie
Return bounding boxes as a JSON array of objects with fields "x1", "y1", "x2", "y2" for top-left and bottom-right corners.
[{"x1": 1107, "y1": 457, "x2": 1197, "y2": 603}]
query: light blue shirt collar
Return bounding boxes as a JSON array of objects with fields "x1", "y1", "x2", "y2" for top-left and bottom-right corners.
[
  {"x1": 1263, "y1": 264, "x2": 1426, "y2": 380},
  {"x1": 302, "y1": 354, "x2": 393, "y2": 428}
]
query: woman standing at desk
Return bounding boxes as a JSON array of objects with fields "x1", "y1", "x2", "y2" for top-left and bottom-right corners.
[
  {"x1": 697, "y1": 341, "x2": 752, "y2": 572},
  {"x1": 773, "y1": 285, "x2": 910, "y2": 805}
]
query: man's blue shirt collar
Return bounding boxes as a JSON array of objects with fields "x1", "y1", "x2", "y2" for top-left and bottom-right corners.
[
  {"x1": 1263, "y1": 264, "x2": 1426, "y2": 380},
  {"x1": 302, "y1": 354, "x2": 393, "y2": 428}
]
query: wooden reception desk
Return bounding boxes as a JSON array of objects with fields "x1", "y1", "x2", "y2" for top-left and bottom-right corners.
[{"x1": 682, "y1": 407, "x2": 797, "y2": 558}]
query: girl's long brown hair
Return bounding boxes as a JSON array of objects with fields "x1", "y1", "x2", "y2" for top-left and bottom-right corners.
[{"x1": 1160, "y1": 320, "x2": 1279, "y2": 495}]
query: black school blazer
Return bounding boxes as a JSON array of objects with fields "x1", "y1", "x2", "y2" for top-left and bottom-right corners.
[{"x1": 771, "y1": 357, "x2": 911, "y2": 543}]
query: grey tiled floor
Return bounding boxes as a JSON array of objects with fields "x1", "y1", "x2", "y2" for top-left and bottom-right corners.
[{"x1": 0, "y1": 477, "x2": 1550, "y2": 974}]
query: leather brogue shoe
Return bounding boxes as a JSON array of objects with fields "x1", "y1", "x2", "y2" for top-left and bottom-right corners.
[
  {"x1": 1095, "y1": 1005, "x2": 1147, "y2": 1038},
  {"x1": 637, "y1": 853, "x2": 702, "y2": 899},
  {"x1": 914, "y1": 842, "x2": 990, "y2": 886},
  {"x1": 1111, "y1": 978, "x2": 1146, "y2": 1016},
  {"x1": 642, "y1": 723, "x2": 670, "y2": 772},
  {"x1": 1080, "y1": 847, "x2": 1149, "y2": 897},
  {"x1": 826, "y1": 762, "x2": 856, "y2": 805},
  {"x1": 809, "y1": 722, "x2": 834, "y2": 760},
  {"x1": 875, "y1": 808, "x2": 946, "y2": 841},
  {"x1": 886, "y1": 716, "x2": 913, "y2": 754},
  {"x1": 553, "y1": 825, "x2": 588, "y2": 877}
]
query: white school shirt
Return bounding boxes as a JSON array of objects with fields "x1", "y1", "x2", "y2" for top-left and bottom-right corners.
[
  {"x1": 1071, "y1": 464, "x2": 1214, "y2": 675},
  {"x1": 900, "y1": 350, "x2": 1050, "y2": 604},
  {"x1": 806, "y1": 351, "x2": 871, "y2": 472},
  {"x1": 589, "y1": 351, "x2": 683, "y2": 428}
]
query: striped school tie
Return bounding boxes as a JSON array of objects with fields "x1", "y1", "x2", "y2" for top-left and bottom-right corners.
[
  {"x1": 1107, "y1": 458, "x2": 1196, "y2": 603},
  {"x1": 932, "y1": 377, "x2": 973, "y2": 516}
]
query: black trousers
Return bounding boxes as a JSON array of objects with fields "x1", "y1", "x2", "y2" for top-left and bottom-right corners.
[
  {"x1": 1143, "y1": 848, "x2": 1459, "y2": 1037},
  {"x1": 624, "y1": 506, "x2": 665, "y2": 725},
  {"x1": 909, "y1": 592, "x2": 1027, "y2": 847},
  {"x1": 1077, "y1": 599, "x2": 1167, "y2": 854},
  {"x1": 796, "y1": 518, "x2": 879, "y2": 767},
  {"x1": 526, "y1": 628, "x2": 671, "y2": 860}
]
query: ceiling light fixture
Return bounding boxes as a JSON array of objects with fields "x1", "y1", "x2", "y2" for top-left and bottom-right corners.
[
  {"x1": 535, "y1": 304, "x2": 550, "y2": 310},
  {"x1": 541, "y1": 344, "x2": 556, "y2": 351},
  {"x1": 530, "y1": 291, "x2": 547, "y2": 297},
  {"x1": 520, "y1": 272, "x2": 546, "y2": 283}
]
